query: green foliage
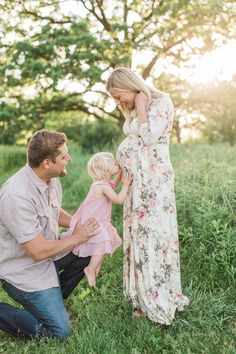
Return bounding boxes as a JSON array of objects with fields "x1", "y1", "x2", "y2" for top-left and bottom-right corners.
[
  {"x1": 0, "y1": 102, "x2": 22, "y2": 145},
  {"x1": 76, "y1": 120, "x2": 123, "y2": 153},
  {"x1": 173, "y1": 143, "x2": 236, "y2": 291},
  {"x1": 45, "y1": 110, "x2": 88, "y2": 131},
  {"x1": 0, "y1": 142, "x2": 235, "y2": 353},
  {"x1": 189, "y1": 79, "x2": 236, "y2": 145},
  {"x1": 56, "y1": 119, "x2": 123, "y2": 153},
  {"x1": 59, "y1": 124, "x2": 83, "y2": 143},
  {"x1": 0, "y1": 0, "x2": 235, "y2": 144},
  {"x1": 0, "y1": 145, "x2": 26, "y2": 174}
]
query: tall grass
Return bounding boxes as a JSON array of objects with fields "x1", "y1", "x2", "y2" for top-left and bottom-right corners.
[
  {"x1": 0, "y1": 145, "x2": 26, "y2": 185},
  {"x1": 0, "y1": 142, "x2": 235, "y2": 354}
]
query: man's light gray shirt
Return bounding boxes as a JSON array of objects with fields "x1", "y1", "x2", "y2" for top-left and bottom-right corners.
[{"x1": 0, "y1": 164, "x2": 63, "y2": 291}]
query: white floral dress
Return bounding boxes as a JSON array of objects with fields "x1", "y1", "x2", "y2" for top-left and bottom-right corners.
[{"x1": 116, "y1": 93, "x2": 189, "y2": 325}]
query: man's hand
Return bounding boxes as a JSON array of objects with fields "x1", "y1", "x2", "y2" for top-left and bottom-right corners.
[
  {"x1": 22, "y1": 218, "x2": 99, "y2": 261},
  {"x1": 72, "y1": 218, "x2": 100, "y2": 244}
]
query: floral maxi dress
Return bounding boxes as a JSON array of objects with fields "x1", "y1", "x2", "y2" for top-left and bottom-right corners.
[{"x1": 116, "y1": 93, "x2": 189, "y2": 325}]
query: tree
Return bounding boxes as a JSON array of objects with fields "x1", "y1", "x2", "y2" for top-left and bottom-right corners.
[
  {"x1": 190, "y1": 78, "x2": 236, "y2": 145},
  {"x1": 0, "y1": 0, "x2": 235, "y2": 144}
]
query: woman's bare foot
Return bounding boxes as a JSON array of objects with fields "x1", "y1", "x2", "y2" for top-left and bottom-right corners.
[
  {"x1": 84, "y1": 266, "x2": 96, "y2": 287},
  {"x1": 133, "y1": 309, "x2": 146, "y2": 318}
]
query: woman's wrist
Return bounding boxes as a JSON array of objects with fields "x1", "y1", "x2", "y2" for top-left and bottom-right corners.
[
  {"x1": 136, "y1": 105, "x2": 147, "y2": 122},
  {"x1": 136, "y1": 104, "x2": 146, "y2": 113},
  {"x1": 137, "y1": 113, "x2": 148, "y2": 125}
]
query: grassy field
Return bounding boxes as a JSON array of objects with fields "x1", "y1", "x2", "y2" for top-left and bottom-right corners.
[{"x1": 0, "y1": 142, "x2": 235, "y2": 354}]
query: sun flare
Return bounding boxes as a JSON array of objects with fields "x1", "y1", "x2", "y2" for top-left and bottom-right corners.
[{"x1": 188, "y1": 42, "x2": 236, "y2": 85}]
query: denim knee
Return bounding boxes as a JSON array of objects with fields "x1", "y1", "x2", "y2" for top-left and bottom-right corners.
[{"x1": 53, "y1": 321, "x2": 71, "y2": 339}]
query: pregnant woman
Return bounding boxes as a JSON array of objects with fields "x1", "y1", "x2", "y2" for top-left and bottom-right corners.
[{"x1": 106, "y1": 67, "x2": 189, "y2": 325}]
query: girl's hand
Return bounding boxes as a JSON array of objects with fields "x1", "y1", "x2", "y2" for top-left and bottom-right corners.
[
  {"x1": 112, "y1": 171, "x2": 122, "y2": 188},
  {"x1": 122, "y1": 171, "x2": 133, "y2": 186},
  {"x1": 115, "y1": 171, "x2": 122, "y2": 179},
  {"x1": 135, "y1": 92, "x2": 148, "y2": 110}
]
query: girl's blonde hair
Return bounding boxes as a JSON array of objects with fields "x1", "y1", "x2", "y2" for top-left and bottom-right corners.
[
  {"x1": 106, "y1": 67, "x2": 159, "y2": 122},
  {"x1": 87, "y1": 152, "x2": 114, "y2": 180}
]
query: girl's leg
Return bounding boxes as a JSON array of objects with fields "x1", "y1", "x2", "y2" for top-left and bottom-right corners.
[
  {"x1": 95, "y1": 255, "x2": 105, "y2": 276},
  {"x1": 84, "y1": 255, "x2": 104, "y2": 287}
]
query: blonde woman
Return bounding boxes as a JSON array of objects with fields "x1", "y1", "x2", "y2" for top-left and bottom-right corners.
[
  {"x1": 60, "y1": 152, "x2": 132, "y2": 287},
  {"x1": 106, "y1": 67, "x2": 189, "y2": 325}
]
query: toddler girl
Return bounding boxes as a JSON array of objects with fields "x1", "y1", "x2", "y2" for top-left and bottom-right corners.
[{"x1": 61, "y1": 152, "x2": 132, "y2": 287}]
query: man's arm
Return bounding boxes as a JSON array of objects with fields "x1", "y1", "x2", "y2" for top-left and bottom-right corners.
[
  {"x1": 21, "y1": 218, "x2": 99, "y2": 261},
  {"x1": 59, "y1": 208, "x2": 72, "y2": 228}
]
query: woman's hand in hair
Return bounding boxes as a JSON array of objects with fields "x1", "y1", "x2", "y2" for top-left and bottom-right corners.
[
  {"x1": 135, "y1": 92, "x2": 148, "y2": 110},
  {"x1": 135, "y1": 92, "x2": 148, "y2": 126}
]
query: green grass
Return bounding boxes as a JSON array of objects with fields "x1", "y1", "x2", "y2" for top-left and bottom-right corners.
[
  {"x1": 0, "y1": 145, "x2": 26, "y2": 173},
  {"x1": 0, "y1": 142, "x2": 236, "y2": 354}
]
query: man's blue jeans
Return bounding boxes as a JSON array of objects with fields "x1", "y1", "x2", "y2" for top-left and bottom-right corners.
[{"x1": 0, "y1": 252, "x2": 90, "y2": 339}]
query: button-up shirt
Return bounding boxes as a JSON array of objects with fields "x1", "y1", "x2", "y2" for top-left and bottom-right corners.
[{"x1": 0, "y1": 164, "x2": 63, "y2": 291}]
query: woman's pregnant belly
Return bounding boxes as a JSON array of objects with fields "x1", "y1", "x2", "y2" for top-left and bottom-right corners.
[{"x1": 116, "y1": 135, "x2": 139, "y2": 175}]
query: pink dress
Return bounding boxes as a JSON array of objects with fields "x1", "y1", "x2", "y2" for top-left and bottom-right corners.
[{"x1": 61, "y1": 182, "x2": 122, "y2": 257}]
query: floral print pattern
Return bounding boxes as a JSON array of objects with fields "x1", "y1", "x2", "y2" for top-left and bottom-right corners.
[{"x1": 116, "y1": 93, "x2": 189, "y2": 325}]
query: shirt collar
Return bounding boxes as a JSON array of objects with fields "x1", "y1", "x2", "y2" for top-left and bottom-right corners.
[{"x1": 25, "y1": 163, "x2": 52, "y2": 194}]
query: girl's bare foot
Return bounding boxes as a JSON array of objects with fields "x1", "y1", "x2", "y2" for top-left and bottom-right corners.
[
  {"x1": 95, "y1": 264, "x2": 101, "y2": 277},
  {"x1": 84, "y1": 266, "x2": 96, "y2": 287},
  {"x1": 133, "y1": 309, "x2": 146, "y2": 318},
  {"x1": 95, "y1": 256, "x2": 105, "y2": 277}
]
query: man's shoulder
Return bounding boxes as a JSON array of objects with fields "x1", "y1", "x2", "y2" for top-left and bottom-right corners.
[{"x1": 0, "y1": 166, "x2": 34, "y2": 198}]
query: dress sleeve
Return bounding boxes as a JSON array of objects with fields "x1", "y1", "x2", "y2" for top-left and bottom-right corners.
[
  {"x1": 138, "y1": 94, "x2": 174, "y2": 146},
  {"x1": 123, "y1": 120, "x2": 131, "y2": 135}
]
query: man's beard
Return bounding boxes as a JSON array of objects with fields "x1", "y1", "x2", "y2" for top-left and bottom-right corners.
[{"x1": 60, "y1": 168, "x2": 67, "y2": 177}]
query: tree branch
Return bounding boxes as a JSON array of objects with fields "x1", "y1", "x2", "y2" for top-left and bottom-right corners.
[
  {"x1": 143, "y1": 0, "x2": 156, "y2": 22},
  {"x1": 88, "y1": 102, "x2": 119, "y2": 119},
  {"x1": 80, "y1": 0, "x2": 110, "y2": 31},
  {"x1": 142, "y1": 53, "x2": 159, "y2": 79},
  {"x1": 142, "y1": 36, "x2": 188, "y2": 79},
  {"x1": 34, "y1": 91, "x2": 119, "y2": 121},
  {"x1": 20, "y1": 9, "x2": 71, "y2": 24},
  {"x1": 95, "y1": 0, "x2": 110, "y2": 31}
]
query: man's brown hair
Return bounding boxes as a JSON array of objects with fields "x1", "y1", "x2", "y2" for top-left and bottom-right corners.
[{"x1": 27, "y1": 129, "x2": 67, "y2": 168}]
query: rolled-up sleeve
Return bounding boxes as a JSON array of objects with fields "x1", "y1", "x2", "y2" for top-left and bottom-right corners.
[
  {"x1": 139, "y1": 95, "x2": 174, "y2": 146},
  {"x1": 1, "y1": 193, "x2": 42, "y2": 244}
]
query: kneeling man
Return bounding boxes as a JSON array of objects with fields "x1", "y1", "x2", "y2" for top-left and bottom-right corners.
[{"x1": 0, "y1": 130, "x2": 99, "y2": 340}]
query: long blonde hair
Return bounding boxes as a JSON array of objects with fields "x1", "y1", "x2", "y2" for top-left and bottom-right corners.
[
  {"x1": 87, "y1": 152, "x2": 114, "y2": 181},
  {"x1": 106, "y1": 67, "x2": 159, "y2": 122}
]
